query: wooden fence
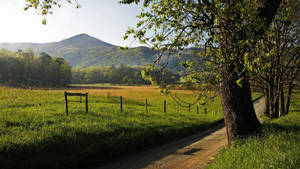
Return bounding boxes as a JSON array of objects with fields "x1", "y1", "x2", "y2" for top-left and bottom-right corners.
[
  {"x1": 64, "y1": 91, "x2": 88, "y2": 115},
  {"x1": 63, "y1": 92, "x2": 222, "y2": 116}
]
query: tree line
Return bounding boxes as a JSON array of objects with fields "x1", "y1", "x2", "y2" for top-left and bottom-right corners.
[
  {"x1": 250, "y1": 0, "x2": 300, "y2": 118},
  {"x1": 71, "y1": 64, "x2": 180, "y2": 85},
  {"x1": 0, "y1": 48, "x2": 180, "y2": 87},
  {"x1": 0, "y1": 49, "x2": 71, "y2": 87}
]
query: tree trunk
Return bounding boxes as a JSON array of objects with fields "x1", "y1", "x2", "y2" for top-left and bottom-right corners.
[
  {"x1": 216, "y1": 0, "x2": 281, "y2": 145},
  {"x1": 274, "y1": 95, "x2": 279, "y2": 118},
  {"x1": 218, "y1": 0, "x2": 281, "y2": 145},
  {"x1": 268, "y1": 79, "x2": 280, "y2": 118},
  {"x1": 220, "y1": 68, "x2": 262, "y2": 145},
  {"x1": 268, "y1": 82, "x2": 276, "y2": 118},
  {"x1": 285, "y1": 85, "x2": 293, "y2": 115},
  {"x1": 280, "y1": 87, "x2": 285, "y2": 116},
  {"x1": 264, "y1": 87, "x2": 270, "y2": 116}
]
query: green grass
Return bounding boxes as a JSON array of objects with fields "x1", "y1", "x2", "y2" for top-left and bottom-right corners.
[
  {"x1": 252, "y1": 92, "x2": 263, "y2": 101},
  {"x1": 208, "y1": 90, "x2": 300, "y2": 169},
  {"x1": 0, "y1": 86, "x2": 224, "y2": 169}
]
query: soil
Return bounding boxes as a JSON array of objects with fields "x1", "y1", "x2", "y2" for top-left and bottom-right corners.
[{"x1": 96, "y1": 97, "x2": 265, "y2": 169}]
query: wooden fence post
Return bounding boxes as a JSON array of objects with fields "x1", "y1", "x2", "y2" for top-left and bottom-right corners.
[
  {"x1": 196, "y1": 106, "x2": 199, "y2": 114},
  {"x1": 164, "y1": 100, "x2": 166, "y2": 113},
  {"x1": 85, "y1": 93, "x2": 88, "y2": 113},
  {"x1": 64, "y1": 91, "x2": 88, "y2": 115},
  {"x1": 205, "y1": 108, "x2": 207, "y2": 115},
  {"x1": 145, "y1": 98, "x2": 148, "y2": 113},
  {"x1": 120, "y1": 96, "x2": 123, "y2": 112},
  {"x1": 188, "y1": 104, "x2": 191, "y2": 113},
  {"x1": 64, "y1": 91, "x2": 68, "y2": 116}
]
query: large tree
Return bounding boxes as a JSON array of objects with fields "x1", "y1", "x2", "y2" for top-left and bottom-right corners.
[
  {"x1": 24, "y1": 0, "x2": 282, "y2": 144},
  {"x1": 120, "y1": 0, "x2": 282, "y2": 144}
]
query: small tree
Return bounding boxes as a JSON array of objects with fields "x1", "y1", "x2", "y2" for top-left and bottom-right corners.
[{"x1": 251, "y1": 0, "x2": 300, "y2": 118}]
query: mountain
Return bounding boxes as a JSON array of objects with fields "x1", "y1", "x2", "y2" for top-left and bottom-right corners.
[
  {"x1": 59, "y1": 33, "x2": 113, "y2": 48},
  {"x1": 0, "y1": 34, "x2": 199, "y2": 67}
]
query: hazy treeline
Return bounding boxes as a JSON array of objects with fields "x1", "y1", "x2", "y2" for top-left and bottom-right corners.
[
  {"x1": 72, "y1": 64, "x2": 180, "y2": 85},
  {"x1": 0, "y1": 48, "x2": 179, "y2": 87},
  {"x1": 0, "y1": 49, "x2": 71, "y2": 87}
]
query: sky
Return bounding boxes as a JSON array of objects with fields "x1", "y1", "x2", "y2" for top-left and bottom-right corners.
[{"x1": 0, "y1": 0, "x2": 143, "y2": 47}]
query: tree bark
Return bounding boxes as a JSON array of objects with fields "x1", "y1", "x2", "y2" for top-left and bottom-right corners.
[
  {"x1": 264, "y1": 87, "x2": 270, "y2": 116},
  {"x1": 268, "y1": 82, "x2": 275, "y2": 118},
  {"x1": 220, "y1": 68, "x2": 262, "y2": 144},
  {"x1": 274, "y1": 95, "x2": 279, "y2": 118},
  {"x1": 280, "y1": 87, "x2": 285, "y2": 116},
  {"x1": 285, "y1": 85, "x2": 293, "y2": 115}
]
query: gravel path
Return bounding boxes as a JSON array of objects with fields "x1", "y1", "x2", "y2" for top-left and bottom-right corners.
[{"x1": 97, "y1": 97, "x2": 265, "y2": 169}]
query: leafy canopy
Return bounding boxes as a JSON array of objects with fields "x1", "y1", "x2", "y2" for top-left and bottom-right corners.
[
  {"x1": 120, "y1": 0, "x2": 273, "y2": 89},
  {"x1": 24, "y1": 0, "x2": 81, "y2": 24}
]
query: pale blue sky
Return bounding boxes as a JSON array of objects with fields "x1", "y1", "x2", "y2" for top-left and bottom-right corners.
[{"x1": 0, "y1": 0, "x2": 143, "y2": 47}]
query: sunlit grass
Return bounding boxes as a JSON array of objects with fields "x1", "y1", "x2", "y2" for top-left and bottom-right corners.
[
  {"x1": 0, "y1": 85, "x2": 223, "y2": 169},
  {"x1": 208, "y1": 90, "x2": 300, "y2": 169}
]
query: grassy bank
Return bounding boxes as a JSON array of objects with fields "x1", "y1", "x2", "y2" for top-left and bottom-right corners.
[
  {"x1": 0, "y1": 85, "x2": 224, "y2": 169},
  {"x1": 208, "y1": 90, "x2": 300, "y2": 169}
]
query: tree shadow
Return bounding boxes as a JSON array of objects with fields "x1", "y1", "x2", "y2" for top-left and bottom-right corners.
[
  {"x1": 263, "y1": 123, "x2": 300, "y2": 133},
  {"x1": 0, "y1": 120, "x2": 224, "y2": 169}
]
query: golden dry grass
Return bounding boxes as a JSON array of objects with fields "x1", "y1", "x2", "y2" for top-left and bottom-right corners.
[{"x1": 65, "y1": 85, "x2": 196, "y2": 101}]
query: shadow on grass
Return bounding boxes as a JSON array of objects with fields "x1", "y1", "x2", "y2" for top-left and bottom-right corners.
[
  {"x1": 263, "y1": 123, "x2": 300, "y2": 133},
  {"x1": 0, "y1": 120, "x2": 224, "y2": 169}
]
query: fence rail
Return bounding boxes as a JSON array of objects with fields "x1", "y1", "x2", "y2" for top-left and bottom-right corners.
[
  {"x1": 63, "y1": 92, "x2": 222, "y2": 116},
  {"x1": 64, "y1": 91, "x2": 88, "y2": 115}
]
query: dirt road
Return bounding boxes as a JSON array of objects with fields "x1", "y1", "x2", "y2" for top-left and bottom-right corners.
[
  {"x1": 97, "y1": 98, "x2": 265, "y2": 169},
  {"x1": 253, "y1": 97, "x2": 265, "y2": 122}
]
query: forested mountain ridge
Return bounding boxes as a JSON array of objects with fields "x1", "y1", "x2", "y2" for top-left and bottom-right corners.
[{"x1": 0, "y1": 34, "x2": 199, "y2": 67}]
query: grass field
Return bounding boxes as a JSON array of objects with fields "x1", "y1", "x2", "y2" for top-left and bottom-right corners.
[
  {"x1": 208, "y1": 90, "x2": 300, "y2": 169},
  {"x1": 0, "y1": 85, "x2": 227, "y2": 169}
]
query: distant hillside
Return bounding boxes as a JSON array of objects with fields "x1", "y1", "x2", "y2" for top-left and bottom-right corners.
[{"x1": 0, "y1": 34, "x2": 200, "y2": 67}]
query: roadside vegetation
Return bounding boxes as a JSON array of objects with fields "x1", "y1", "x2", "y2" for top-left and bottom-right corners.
[
  {"x1": 0, "y1": 85, "x2": 225, "y2": 169},
  {"x1": 208, "y1": 90, "x2": 300, "y2": 169}
]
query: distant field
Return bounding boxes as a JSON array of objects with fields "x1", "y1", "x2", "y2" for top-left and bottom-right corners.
[
  {"x1": 208, "y1": 90, "x2": 300, "y2": 169},
  {"x1": 0, "y1": 85, "x2": 226, "y2": 169}
]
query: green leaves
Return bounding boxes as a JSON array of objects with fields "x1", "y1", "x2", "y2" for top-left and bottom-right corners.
[
  {"x1": 41, "y1": 18, "x2": 47, "y2": 25},
  {"x1": 24, "y1": 0, "x2": 80, "y2": 24}
]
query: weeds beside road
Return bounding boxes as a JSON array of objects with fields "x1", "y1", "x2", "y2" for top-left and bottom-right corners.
[{"x1": 208, "y1": 90, "x2": 300, "y2": 169}]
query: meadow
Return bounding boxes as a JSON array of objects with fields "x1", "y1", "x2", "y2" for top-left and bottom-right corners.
[
  {"x1": 0, "y1": 85, "x2": 226, "y2": 169},
  {"x1": 208, "y1": 90, "x2": 300, "y2": 169}
]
